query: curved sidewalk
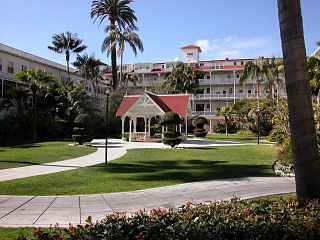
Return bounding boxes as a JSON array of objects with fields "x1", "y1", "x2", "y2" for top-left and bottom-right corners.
[
  {"x1": 0, "y1": 177, "x2": 295, "y2": 227},
  {"x1": 0, "y1": 138, "x2": 255, "y2": 182}
]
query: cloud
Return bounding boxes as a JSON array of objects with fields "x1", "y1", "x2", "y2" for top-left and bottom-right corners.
[
  {"x1": 194, "y1": 36, "x2": 276, "y2": 59},
  {"x1": 173, "y1": 57, "x2": 179, "y2": 61}
]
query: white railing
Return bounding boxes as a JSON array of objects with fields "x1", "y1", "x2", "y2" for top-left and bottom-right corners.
[
  {"x1": 198, "y1": 78, "x2": 255, "y2": 85},
  {"x1": 192, "y1": 111, "x2": 217, "y2": 116},
  {"x1": 193, "y1": 93, "x2": 257, "y2": 100}
]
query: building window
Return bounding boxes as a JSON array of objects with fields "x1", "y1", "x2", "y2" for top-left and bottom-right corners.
[
  {"x1": 122, "y1": 66, "x2": 127, "y2": 71},
  {"x1": 216, "y1": 91, "x2": 220, "y2": 94},
  {"x1": 228, "y1": 88, "x2": 233, "y2": 93},
  {"x1": 248, "y1": 89, "x2": 252, "y2": 94},
  {"x1": 196, "y1": 104, "x2": 205, "y2": 111},
  {"x1": 239, "y1": 89, "x2": 243, "y2": 93},
  {"x1": 234, "y1": 62, "x2": 237, "y2": 65},
  {"x1": 0, "y1": 59, "x2": 2, "y2": 72},
  {"x1": 206, "y1": 88, "x2": 210, "y2": 93},
  {"x1": 187, "y1": 53, "x2": 193, "y2": 56},
  {"x1": 227, "y1": 74, "x2": 231, "y2": 79},
  {"x1": 216, "y1": 108, "x2": 221, "y2": 112},
  {"x1": 223, "y1": 90, "x2": 226, "y2": 94},
  {"x1": 200, "y1": 63, "x2": 204, "y2": 67},
  {"x1": 196, "y1": 89, "x2": 205, "y2": 94},
  {"x1": 241, "y1": 62, "x2": 244, "y2": 65},
  {"x1": 236, "y1": 74, "x2": 240, "y2": 78},
  {"x1": 7, "y1": 61, "x2": 14, "y2": 74},
  {"x1": 206, "y1": 104, "x2": 210, "y2": 109},
  {"x1": 206, "y1": 75, "x2": 210, "y2": 79},
  {"x1": 22, "y1": 65, "x2": 28, "y2": 72}
]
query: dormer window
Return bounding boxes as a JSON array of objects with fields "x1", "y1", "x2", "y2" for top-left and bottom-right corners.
[{"x1": 187, "y1": 53, "x2": 193, "y2": 56}]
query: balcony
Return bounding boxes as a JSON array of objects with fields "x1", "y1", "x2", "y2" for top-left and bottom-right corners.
[
  {"x1": 192, "y1": 111, "x2": 217, "y2": 117},
  {"x1": 193, "y1": 93, "x2": 257, "y2": 100},
  {"x1": 198, "y1": 78, "x2": 255, "y2": 85}
]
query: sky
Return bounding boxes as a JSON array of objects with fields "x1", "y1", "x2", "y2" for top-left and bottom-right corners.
[{"x1": 0, "y1": 0, "x2": 319, "y2": 66}]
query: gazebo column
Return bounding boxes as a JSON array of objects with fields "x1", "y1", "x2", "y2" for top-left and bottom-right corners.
[
  {"x1": 133, "y1": 117, "x2": 137, "y2": 140},
  {"x1": 144, "y1": 117, "x2": 147, "y2": 140},
  {"x1": 121, "y1": 116, "x2": 125, "y2": 140},
  {"x1": 185, "y1": 115, "x2": 188, "y2": 139},
  {"x1": 162, "y1": 126, "x2": 164, "y2": 139},
  {"x1": 148, "y1": 117, "x2": 151, "y2": 139},
  {"x1": 129, "y1": 117, "x2": 132, "y2": 142}
]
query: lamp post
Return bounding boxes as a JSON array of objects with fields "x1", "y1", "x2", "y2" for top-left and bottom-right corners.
[
  {"x1": 257, "y1": 106, "x2": 260, "y2": 145},
  {"x1": 105, "y1": 87, "x2": 110, "y2": 164}
]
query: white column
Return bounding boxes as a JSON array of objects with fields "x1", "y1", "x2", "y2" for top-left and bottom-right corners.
[
  {"x1": 129, "y1": 117, "x2": 132, "y2": 142},
  {"x1": 144, "y1": 117, "x2": 147, "y2": 140},
  {"x1": 210, "y1": 119, "x2": 212, "y2": 134},
  {"x1": 233, "y1": 69, "x2": 236, "y2": 104},
  {"x1": 162, "y1": 126, "x2": 164, "y2": 139},
  {"x1": 179, "y1": 124, "x2": 182, "y2": 133},
  {"x1": 121, "y1": 117, "x2": 125, "y2": 139},
  {"x1": 185, "y1": 115, "x2": 188, "y2": 139},
  {"x1": 148, "y1": 117, "x2": 151, "y2": 138}
]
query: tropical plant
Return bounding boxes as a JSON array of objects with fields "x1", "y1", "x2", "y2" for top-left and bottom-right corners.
[
  {"x1": 120, "y1": 72, "x2": 141, "y2": 87},
  {"x1": 164, "y1": 63, "x2": 204, "y2": 94},
  {"x1": 216, "y1": 106, "x2": 235, "y2": 138},
  {"x1": 48, "y1": 32, "x2": 87, "y2": 84},
  {"x1": 277, "y1": 0, "x2": 320, "y2": 199},
  {"x1": 159, "y1": 111, "x2": 182, "y2": 147},
  {"x1": 72, "y1": 53, "x2": 103, "y2": 100},
  {"x1": 308, "y1": 56, "x2": 320, "y2": 103},
  {"x1": 91, "y1": 0, "x2": 138, "y2": 90},
  {"x1": 14, "y1": 68, "x2": 55, "y2": 141},
  {"x1": 194, "y1": 117, "x2": 208, "y2": 138},
  {"x1": 102, "y1": 25, "x2": 143, "y2": 85},
  {"x1": 72, "y1": 114, "x2": 94, "y2": 145}
]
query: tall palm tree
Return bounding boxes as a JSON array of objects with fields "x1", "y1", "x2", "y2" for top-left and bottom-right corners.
[
  {"x1": 164, "y1": 63, "x2": 203, "y2": 94},
  {"x1": 101, "y1": 25, "x2": 143, "y2": 86},
  {"x1": 277, "y1": 0, "x2": 320, "y2": 199},
  {"x1": 48, "y1": 32, "x2": 87, "y2": 84},
  {"x1": 91, "y1": 0, "x2": 138, "y2": 90},
  {"x1": 216, "y1": 106, "x2": 234, "y2": 138},
  {"x1": 73, "y1": 53, "x2": 103, "y2": 101},
  {"x1": 120, "y1": 72, "x2": 141, "y2": 88},
  {"x1": 14, "y1": 68, "x2": 55, "y2": 141}
]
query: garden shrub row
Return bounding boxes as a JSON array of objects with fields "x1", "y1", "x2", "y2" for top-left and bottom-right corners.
[{"x1": 17, "y1": 198, "x2": 320, "y2": 240}]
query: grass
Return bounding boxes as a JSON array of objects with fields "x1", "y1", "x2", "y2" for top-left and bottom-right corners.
[
  {"x1": 0, "y1": 141, "x2": 97, "y2": 170},
  {"x1": 0, "y1": 227, "x2": 36, "y2": 240},
  {"x1": 204, "y1": 133, "x2": 268, "y2": 143},
  {"x1": 247, "y1": 193, "x2": 296, "y2": 201},
  {"x1": 0, "y1": 145, "x2": 277, "y2": 196}
]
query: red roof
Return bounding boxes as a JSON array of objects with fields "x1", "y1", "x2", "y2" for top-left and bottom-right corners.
[
  {"x1": 223, "y1": 65, "x2": 245, "y2": 69},
  {"x1": 180, "y1": 45, "x2": 202, "y2": 53},
  {"x1": 151, "y1": 68, "x2": 166, "y2": 72},
  {"x1": 116, "y1": 93, "x2": 190, "y2": 116}
]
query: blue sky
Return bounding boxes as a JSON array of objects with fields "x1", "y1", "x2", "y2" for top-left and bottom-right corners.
[{"x1": 0, "y1": 0, "x2": 319, "y2": 66}]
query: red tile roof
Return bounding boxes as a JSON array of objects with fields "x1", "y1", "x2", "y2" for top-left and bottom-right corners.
[
  {"x1": 223, "y1": 65, "x2": 245, "y2": 69},
  {"x1": 180, "y1": 45, "x2": 202, "y2": 53},
  {"x1": 116, "y1": 93, "x2": 190, "y2": 116}
]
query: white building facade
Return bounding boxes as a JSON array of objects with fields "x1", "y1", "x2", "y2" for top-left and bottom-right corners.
[{"x1": 0, "y1": 43, "x2": 108, "y2": 100}]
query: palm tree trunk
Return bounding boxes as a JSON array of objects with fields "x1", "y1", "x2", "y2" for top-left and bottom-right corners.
[
  {"x1": 278, "y1": 0, "x2": 320, "y2": 199},
  {"x1": 120, "y1": 51, "x2": 123, "y2": 86},
  {"x1": 66, "y1": 51, "x2": 70, "y2": 85},
  {"x1": 32, "y1": 91, "x2": 37, "y2": 142}
]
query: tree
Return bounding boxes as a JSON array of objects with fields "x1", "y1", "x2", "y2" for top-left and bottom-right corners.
[
  {"x1": 194, "y1": 117, "x2": 208, "y2": 138},
  {"x1": 91, "y1": 0, "x2": 138, "y2": 90},
  {"x1": 14, "y1": 68, "x2": 55, "y2": 141},
  {"x1": 73, "y1": 53, "x2": 103, "y2": 100},
  {"x1": 277, "y1": 0, "x2": 320, "y2": 199},
  {"x1": 102, "y1": 26, "x2": 143, "y2": 85},
  {"x1": 159, "y1": 112, "x2": 183, "y2": 148},
  {"x1": 216, "y1": 106, "x2": 234, "y2": 138},
  {"x1": 164, "y1": 63, "x2": 203, "y2": 94},
  {"x1": 307, "y1": 56, "x2": 320, "y2": 103},
  {"x1": 120, "y1": 72, "x2": 141, "y2": 88},
  {"x1": 48, "y1": 32, "x2": 87, "y2": 84}
]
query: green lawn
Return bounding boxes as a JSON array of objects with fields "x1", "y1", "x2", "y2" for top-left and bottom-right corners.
[
  {"x1": 0, "y1": 141, "x2": 97, "y2": 170},
  {"x1": 0, "y1": 145, "x2": 277, "y2": 196},
  {"x1": 247, "y1": 193, "x2": 296, "y2": 201},
  {"x1": 0, "y1": 228, "x2": 36, "y2": 240},
  {"x1": 204, "y1": 133, "x2": 268, "y2": 143}
]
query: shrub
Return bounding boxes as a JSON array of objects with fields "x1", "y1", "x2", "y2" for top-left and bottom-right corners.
[
  {"x1": 236, "y1": 129, "x2": 254, "y2": 135},
  {"x1": 160, "y1": 112, "x2": 182, "y2": 148},
  {"x1": 122, "y1": 133, "x2": 129, "y2": 141},
  {"x1": 194, "y1": 117, "x2": 208, "y2": 128},
  {"x1": 18, "y1": 199, "x2": 320, "y2": 240},
  {"x1": 72, "y1": 114, "x2": 94, "y2": 145},
  {"x1": 194, "y1": 128, "x2": 207, "y2": 137}
]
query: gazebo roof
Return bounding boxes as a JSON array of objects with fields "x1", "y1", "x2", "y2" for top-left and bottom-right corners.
[{"x1": 116, "y1": 92, "x2": 190, "y2": 117}]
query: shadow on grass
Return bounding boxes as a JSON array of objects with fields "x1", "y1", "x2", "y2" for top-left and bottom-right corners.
[{"x1": 89, "y1": 159, "x2": 275, "y2": 183}]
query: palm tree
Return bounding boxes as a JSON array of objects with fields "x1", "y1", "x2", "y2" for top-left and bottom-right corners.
[
  {"x1": 14, "y1": 68, "x2": 55, "y2": 141},
  {"x1": 164, "y1": 63, "x2": 203, "y2": 94},
  {"x1": 120, "y1": 72, "x2": 141, "y2": 88},
  {"x1": 216, "y1": 106, "x2": 234, "y2": 138},
  {"x1": 91, "y1": 0, "x2": 138, "y2": 90},
  {"x1": 307, "y1": 56, "x2": 320, "y2": 103},
  {"x1": 105, "y1": 26, "x2": 143, "y2": 85},
  {"x1": 277, "y1": 0, "x2": 320, "y2": 199},
  {"x1": 48, "y1": 32, "x2": 87, "y2": 84},
  {"x1": 73, "y1": 53, "x2": 102, "y2": 100}
]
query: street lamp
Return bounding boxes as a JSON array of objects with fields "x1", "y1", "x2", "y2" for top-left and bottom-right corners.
[
  {"x1": 257, "y1": 106, "x2": 260, "y2": 145},
  {"x1": 105, "y1": 87, "x2": 111, "y2": 164}
]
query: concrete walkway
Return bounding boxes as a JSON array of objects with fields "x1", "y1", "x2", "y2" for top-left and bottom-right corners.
[
  {"x1": 0, "y1": 138, "x2": 256, "y2": 182},
  {"x1": 0, "y1": 177, "x2": 295, "y2": 227}
]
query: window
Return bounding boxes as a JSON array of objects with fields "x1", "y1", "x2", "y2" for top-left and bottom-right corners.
[
  {"x1": 122, "y1": 66, "x2": 127, "y2": 71},
  {"x1": 239, "y1": 89, "x2": 243, "y2": 93},
  {"x1": 228, "y1": 88, "x2": 233, "y2": 93},
  {"x1": 216, "y1": 108, "x2": 221, "y2": 112},
  {"x1": 0, "y1": 59, "x2": 2, "y2": 72},
  {"x1": 234, "y1": 62, "x2": 237, "y2": 65},
  {"x1": 227, "y1": 74, "x2": 231, "y2": 79},
  {"x1": 206, "y1": 75, "x2": 210, "y2": 79},
  {"x1": 222, "y1": 90, "x2": 226, "y2": 94},
  {"x1": 206, "y1": 104, "x2": 210, "y2": 109},
  {"x1": 7, "y1": 61, "x2": 14, "y2": 74},
  {"x1": 216, "y1": 91, "x2": 220, "y2": 94},
  {"x1": 196, "y1": 89, "x2": 205, "y2": 94},
  {"x1": 187, "y1": 53, "x2": 193, "y2": 56},
  {"x1": 236, "y1": 74, "x2": 240, "y2": 78},
  {"x1": 200, "y1": 63, "x2": 204, "y2": 67},
  {"x1": 196, "y1": 104, "x2": 205, "y2": 111},
  {"x1": 206, "y1": 88, "x2": 210, "y2": 93},
  {"x1": 248, "y1": 89, "x2": 252, "y2": 94},
  {"x1": 22, "y1": 65, "x2": 28, "y2": 72},
  {"x1": 241, "y1": 62, "x2": 244, "y2": 65}
]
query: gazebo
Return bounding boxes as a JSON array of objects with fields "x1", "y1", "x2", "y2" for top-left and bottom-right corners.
[{"x1": 116, "y1": 91, "x2": 192, "y2": 142}]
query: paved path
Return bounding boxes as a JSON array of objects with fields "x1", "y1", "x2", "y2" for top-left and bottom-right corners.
[
  {"x1": 0, "y1": 138, "x2": 256, "y2": 182},
  {"x1": 0, "y1": 177, "x2": 295, "y2": 227}
]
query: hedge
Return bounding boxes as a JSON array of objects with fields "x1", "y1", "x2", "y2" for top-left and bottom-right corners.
[{"x1": 16, "y1": 198, "x2": 320, "y2": 240}]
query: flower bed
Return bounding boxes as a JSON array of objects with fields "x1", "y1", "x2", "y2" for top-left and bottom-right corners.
[{"x1": 17, "y1": 199, "x2": 320, "y2": 240}]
